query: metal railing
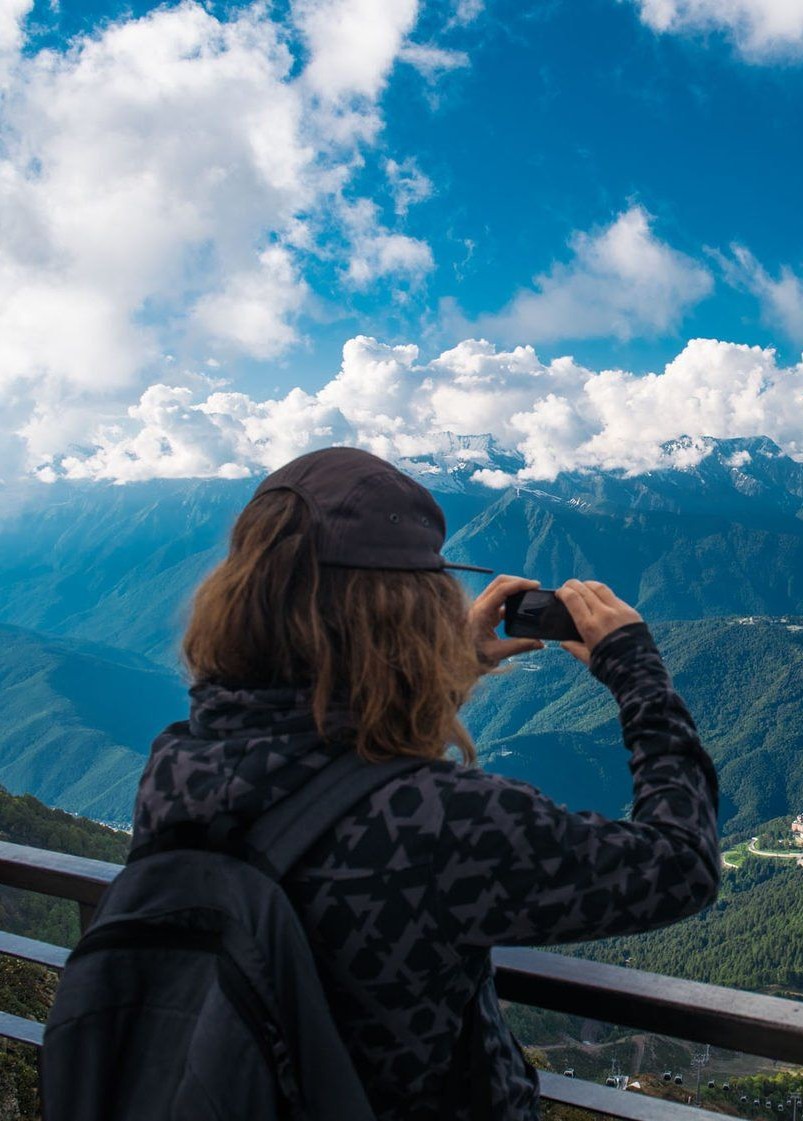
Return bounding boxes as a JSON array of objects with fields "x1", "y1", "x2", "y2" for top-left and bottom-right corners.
[{"x1": 0, "y1": 839, "x2": 801, "y2": 1119}]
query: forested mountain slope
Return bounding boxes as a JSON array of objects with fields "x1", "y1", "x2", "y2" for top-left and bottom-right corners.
[
  {"x1": 0, "y1": 624, "x2": 186, "y2": 823},
  {"x1": 468, "y1": 616, "x2": 803, "y2": 834}
]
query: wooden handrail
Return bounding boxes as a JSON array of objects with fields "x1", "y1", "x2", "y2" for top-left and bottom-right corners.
[
  {"x1": 537, "y1": 1072, "x2": 733, "y2": 1120},
  {"x1": 0, "y1": 931, "x2": 69, "y2": 971},
  {"x1": 0, "y1": 841, "x2": 798, "y2": 1121},
  {"x1": 493, "y1": 946, "x2": 803, "y2": 1066},
  {"x1": 0, "y1": 842, "x2": 118, "y2": 905}
]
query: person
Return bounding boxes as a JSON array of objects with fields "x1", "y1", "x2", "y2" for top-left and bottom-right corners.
[{"x1": 131, "y1": 445, "x2": 720, "y2": 1121}]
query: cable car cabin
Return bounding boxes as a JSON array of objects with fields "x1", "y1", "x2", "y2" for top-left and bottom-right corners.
[
  {"x1": 663, "y1": 1071, "x2": 672, "y2": 1081},
  {"x1": 606, "y1": 1077, "x2": 617, "y2": 1087},
  {"x1": 723, "y1": 1083, "x2": 730, "y2": 1091},
  {"x1": 674, "y1": 1074, "x2": 683, "y2": 1084},
  {"x1": 778, "y1": 1105, "x2": 785, "y2": 1112},
  {"x1": 708, "y1": 1080, "x2": 715, "y2": 1088},
  {"x1": 740, "y1": 1096, "x2": 748, "y2": 1103},
  {"x1": 563, "y1": 1069, "x2": 575, "y2": 1078}
]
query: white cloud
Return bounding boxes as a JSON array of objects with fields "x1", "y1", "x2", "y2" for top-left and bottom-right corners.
[
  {"x1": 447, "y1": 0, "x2": 485, "y2": 28},
  {"x1": 399, "y1": 42, "x2": 470, "y2": 78},
  {"x1": 1, "y1": 1, "x2": 310, "y2": 401},
  {"x1": 629, "y1": 0, "x2": 803, "y2": 60},
  {"x1": 385, "y1": 157, "x2": 433, "y2": 215},
  {"x1": 40, "y1": 334, "x2": 803, "y2": 484},
  {"x1": 470, "y1": 207, "x2": 713, "y2": 344},
  {"x1": 0, "y1": 0, "x2": 460, "y2": 476},
  {"x1": 724, "y1": 449, "x2": 752, "y2": 467},
  {"x1": 0, "y1": 0, "x2": 31, "y2": 48},
  {"x1": 718, "y1": 245, "x2": 803, "y2": 345},
  {"x1": 191, "y1": 247, "x2": 309, "y2": 358},
  {"x1": 0, "y1": 0, "x2": 32, "y2": 83},
  {"x1": 293, "y1": 0, "x2": 419, "y2": 100},
  {"x1": 57, "y1": 384, "x2": 256, "y2": 483},
  {"x1": 342, "y1": 198, "x2": 434, "y2": 286}
]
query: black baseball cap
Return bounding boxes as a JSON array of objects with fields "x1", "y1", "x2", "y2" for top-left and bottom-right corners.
[{"x1": 248, "y1": 447, "x2": 493, "y2": 574}]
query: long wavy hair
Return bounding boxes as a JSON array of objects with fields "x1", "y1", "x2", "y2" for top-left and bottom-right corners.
[{"x1": 182, "y1": 489, "x2": 482, "y2": 763}]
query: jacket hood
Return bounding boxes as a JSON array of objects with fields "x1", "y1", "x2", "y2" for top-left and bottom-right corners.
[{"x1": 131, "y1": 681, "x2": 353, "y2": 850}]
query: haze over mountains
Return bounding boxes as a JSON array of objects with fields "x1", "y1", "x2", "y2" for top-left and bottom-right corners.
[{"x1": 0, "y1": 434, "x2": 801, "y2": 829}]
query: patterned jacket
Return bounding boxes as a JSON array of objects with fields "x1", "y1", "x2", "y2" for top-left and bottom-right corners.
[{"x1": 131, "y1": 622, "x2": 720, "y2": 1121}]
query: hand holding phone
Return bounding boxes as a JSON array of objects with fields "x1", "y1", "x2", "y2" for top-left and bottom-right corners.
[
  {"x1": 553, "y1": 580, "x2": 642, "y2": 663},
  {"x1": 467, "y1": 574, "x2": 544, "y2": 670},
  {"x1": 503, "y1": 589, "x2": 582, "y2": 642},
  {"x1": 504, "y1": 581, "x2": 643, "y2": 663}
]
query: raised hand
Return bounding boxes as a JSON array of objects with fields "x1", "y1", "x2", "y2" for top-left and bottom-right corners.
[
  {"x1": 555, "y1": 579, "x2": 642, "y2": 666},
  {"x1": 467, "y1": 574, "x2": 544, "y2": 670}
]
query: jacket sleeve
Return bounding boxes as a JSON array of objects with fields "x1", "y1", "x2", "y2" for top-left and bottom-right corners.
[{"x1": 433, "y1": 622, "x2": 721, "y2": 949}]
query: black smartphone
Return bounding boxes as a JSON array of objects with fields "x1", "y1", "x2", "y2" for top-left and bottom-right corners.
[{"x1": 503, "y1": 589, "x2": 582, "y2": 642}]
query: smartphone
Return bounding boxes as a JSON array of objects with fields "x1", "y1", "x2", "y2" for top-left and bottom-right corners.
[{"x1": 503, "y1": 589, "x2": 582, "y2": 642}]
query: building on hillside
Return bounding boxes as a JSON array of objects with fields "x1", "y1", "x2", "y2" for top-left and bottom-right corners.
[{"x1": 791, "y1": 815, "x2": 803, "y2": 846}]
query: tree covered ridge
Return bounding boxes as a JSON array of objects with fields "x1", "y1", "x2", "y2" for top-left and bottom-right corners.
[{"x1": 0, "y1": 787, "x2": 130, "y2": 862}]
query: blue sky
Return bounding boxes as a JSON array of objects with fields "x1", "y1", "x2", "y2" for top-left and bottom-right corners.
[{"x1": 1, "y1": 0, "x2": 802, "y2": 484}]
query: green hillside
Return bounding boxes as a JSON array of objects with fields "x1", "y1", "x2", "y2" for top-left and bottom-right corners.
[
  {"x1": 447, "y1": 482, "x2": 803, "y2": 622},
  {"x1": 468, "y1": 616, "x2": 803, "y2": 834},
  {"x1": 0, "y1": 477, "x2": 248, "y2": 670},
  {"x1": 0, "y1": 624, "x2": 187, "y2": 824}
]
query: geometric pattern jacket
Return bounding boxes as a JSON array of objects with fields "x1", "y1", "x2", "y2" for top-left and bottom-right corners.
[{"x1": 131, "y1": 622, "x2": 721, "y2": 1121}]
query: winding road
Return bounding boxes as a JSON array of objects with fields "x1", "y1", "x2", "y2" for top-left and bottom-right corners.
[{"x1": 747, "y1": 838, "x2": 802, "y2": 860}]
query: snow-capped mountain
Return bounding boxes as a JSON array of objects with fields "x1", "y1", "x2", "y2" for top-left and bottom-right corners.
[{"x1": 1, "y1": 434, "x2": 802, "y2": 826}]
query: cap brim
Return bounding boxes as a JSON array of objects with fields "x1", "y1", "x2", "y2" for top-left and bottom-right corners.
[{"x1": 442, "y1": 562, "x2": 495, "y2": 574}]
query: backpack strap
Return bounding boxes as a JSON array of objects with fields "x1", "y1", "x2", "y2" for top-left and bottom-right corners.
[
  {"x1": 244, "y1": 750, "x2": 427, "y2": 879},
  {"x1": 127, "y1": 752, "x2": 429, "y2": 873}
]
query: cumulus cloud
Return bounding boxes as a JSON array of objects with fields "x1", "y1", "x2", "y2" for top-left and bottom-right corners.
[
  {"x1": 1, "y1": 3, "x2": 297, "y2": 402},
  {"x1": 191, "y1": 247, "x2": 309, "y2": 358},
  {"x1": 0, "y1": 0, "x2": 31, "y2": 51},
  {"x1": 468, "y1": 207, "x2": 713, "y2": 344},
  {"x1": 341, "y1": 198, "x2": 434, "y2": 286},
  {"x1": 628, "y1": 0, "x2": 803, "y2": 61},
  {"x1": 0, "y1": 0, "x2": 469, "y2": 476},
  {"x1": 40, "y1": 334, "x2": 803, "y2": 484},
  {"x1": 718, "y1": 245, "x2": 803, "y2": 345},
  {"x1": 293, "y1": 0, "x2": 418, "y2": 100}
]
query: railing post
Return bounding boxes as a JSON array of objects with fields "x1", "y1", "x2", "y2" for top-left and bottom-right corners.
[{"x1": 78, "y1": 902, "x2": 95, "y2": 935}]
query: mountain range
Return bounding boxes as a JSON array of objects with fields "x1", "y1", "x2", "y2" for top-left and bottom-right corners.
[{"x1": 1, "y1": 434, "x2": 802, "y2": 829}]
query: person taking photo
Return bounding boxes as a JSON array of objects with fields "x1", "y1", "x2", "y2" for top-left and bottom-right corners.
[{"x1": 45, "y1": 445, "x2": 720, "y2": 1121}]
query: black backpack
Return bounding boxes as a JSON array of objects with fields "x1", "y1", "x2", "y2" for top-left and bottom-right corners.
[{"x1": 40, "y1": 751, "x2": 431, "y2": 1121}]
